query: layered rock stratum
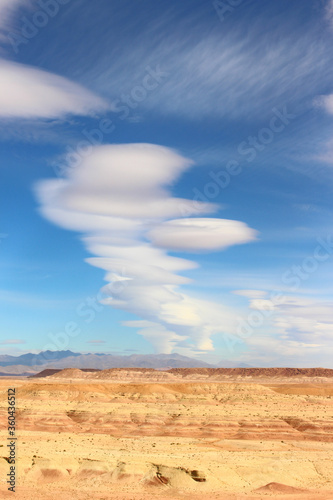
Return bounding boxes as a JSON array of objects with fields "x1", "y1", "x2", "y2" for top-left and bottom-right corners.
[{"x1": 0, "y1": 371, "x2": 332, "y2": 499}]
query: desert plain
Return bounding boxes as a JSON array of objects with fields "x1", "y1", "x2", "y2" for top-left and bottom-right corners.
[{"x1": 0, "y1": 368, "x2": 333, "y2": 500}]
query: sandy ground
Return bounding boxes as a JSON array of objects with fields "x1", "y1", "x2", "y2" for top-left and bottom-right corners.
[{"x1": 0, "y1": 376, "x2": 332, "y2": 499}]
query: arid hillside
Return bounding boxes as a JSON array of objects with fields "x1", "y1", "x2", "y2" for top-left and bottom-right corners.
[
  {"x1": 33, "y1": 366, "x2": 333, "y2": 384},
  {"x1": 0, "y1": 375, "x2": 333, "y2": 499}
]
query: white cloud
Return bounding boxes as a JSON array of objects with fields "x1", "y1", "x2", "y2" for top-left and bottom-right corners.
[
  {"x1": 0, "y1": 59, "x2": 109, "y2": 119},
  {"x1": 36, "y1": 143, "x2": 255, "y2": 353},
  {"x1": 233, "y1": 290, "x2": 268, "y2": 299},
  {"x1": 273, "y1": 296, "x2": 333, "y2": 345},
  {"x1": 236, "y1": 292, "x2": 333, "y2": 366},
  {"x1": 148, "y1": 218, "x2": 257, "y2": 251},
  {"x1": 0, "y1": 0, "x2": 21, "y2": 18},
  {"x1": 123, "y1": 321, "x2": 187, "y2": 354},
  {"x1": 37, "y1": 144, "x2": 214, "y2": 218},
  {"x1": 249, "y1": 299, "x2": 275, "y2": 311}
]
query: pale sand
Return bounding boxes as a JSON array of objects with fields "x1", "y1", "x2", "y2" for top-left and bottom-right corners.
[{"x1": 0, "y1": 376, "x2": 332, "y2": 499}]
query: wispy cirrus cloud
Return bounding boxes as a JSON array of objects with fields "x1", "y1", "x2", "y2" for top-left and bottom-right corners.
[
  {"x1": 313, "y1": 94, "x2": 333, "y2": 165},
  {"x1": 0, "y1": 0, "x2": 30, "y2": 41},
  {"x1": 2, "y1": 1, "x2": 331, "y2": 127},
  {"x1": 326, "y1": 0, "x2": 333, "y2": 25},
  {"x1": 2, "y1": 1, "x2": 332, "y2": 127},
  {"x1": 35, "y1": 143, "x2": 257, "y2": 354},
  {"x1": 0, "y1": 289, "x2": 76, "y2": 308},
  {"x1": 84, "y1": 25, "x2": 332, "y2": 121},
  {"x1": 0, "y1": 339, "x2": 26, "y2": 345},
  {"x1": 86, "y1": 340, "x2": 107, "y2": 344}
]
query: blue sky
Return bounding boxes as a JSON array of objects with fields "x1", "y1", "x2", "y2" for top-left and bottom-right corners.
[{"x1": 1, "y1": 0, "x2": 333, "y2": 366}]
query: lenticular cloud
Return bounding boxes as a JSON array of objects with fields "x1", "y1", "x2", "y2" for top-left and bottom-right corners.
[
  {"x1": 35, "y1": 143, "x2": 257, "y2": 354},
  {"x1": 0, "y1": 59, "x2": 108, "y2": 119}
]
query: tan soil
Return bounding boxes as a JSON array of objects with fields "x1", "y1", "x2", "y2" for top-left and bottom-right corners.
[{"x1": 0, "y1": 375, "x2": 332, "y2": 499}]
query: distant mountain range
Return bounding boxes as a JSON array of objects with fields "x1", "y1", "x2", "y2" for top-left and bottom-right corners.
[
  {"x1": 0, "y1": 350, "x2": 250, "y2": 375},
  {"x1": 0, "y1": 350, "x2": 81, "y2": 367}
]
